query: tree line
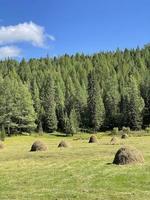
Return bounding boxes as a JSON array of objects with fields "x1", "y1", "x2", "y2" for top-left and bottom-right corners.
[{"x1": 0, "y1": 45, "x2": 150, "y2": 135}]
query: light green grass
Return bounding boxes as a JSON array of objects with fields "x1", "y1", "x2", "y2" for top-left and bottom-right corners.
[{"x1": 0, "y1": 134, "x2": 150, "y2": 200}]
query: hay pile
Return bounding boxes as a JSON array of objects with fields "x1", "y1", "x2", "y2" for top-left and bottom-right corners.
[
  {"x1": 113, "y1": 146, "x2": 144, "y2": 165},
  {"x1": 58, "y1": 140, "x2": 69, "y2": 148},
  {"x1": 110, "y1": 136, "x2": 118, "y2": 145},
  {"x1": 88, "y1": 135, "x2": 98, "y2": 143},
  {"x1": 121, "y1": 133, "x2": 128, "y2": 139},
  {"x1": 30, "y1": 140, "x2": 48, "y2": 151}
]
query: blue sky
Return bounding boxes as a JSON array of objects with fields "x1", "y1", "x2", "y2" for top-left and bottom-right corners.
[{"x1": 0, "y1": 0, "x2": 150, "y2": 59}]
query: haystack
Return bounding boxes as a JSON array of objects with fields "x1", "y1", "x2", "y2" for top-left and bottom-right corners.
[
  {"x1": 113, "y1": 146, "x2": 144, "y2": 165},
  {"x1": 30, "y1": 140, "x2": 48, "y2": 151},
  {"x1": 58, "y1": 140, "x2": 69, "y2": 148},
  {"x1": 121, "y1": 133, "x2": 128, "y2": 139},
  {"x1": 110, "y1": 136, "x2": 118, "y2": 145},
  {"x1": 88, "y1": 135, "x2": 98, "y2": 143}
]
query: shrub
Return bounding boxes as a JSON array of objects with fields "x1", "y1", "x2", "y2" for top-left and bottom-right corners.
[
  {"x1": 145, "y1": 127, "x2": 150, "y2": 133},
  {"x1": 21, "y1": 132, "x2": 30, "y2": 136},
  {"x1": 112, "y1": 127, "x2": 119, "y2": 135},
  {"x1": 122, "y1": 126, "x2": 130, "y2": 134}
]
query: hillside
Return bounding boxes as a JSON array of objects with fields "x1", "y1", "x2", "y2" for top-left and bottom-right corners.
[{"x1": 0, "y1": 46, "x2": 150, "y2": 134}]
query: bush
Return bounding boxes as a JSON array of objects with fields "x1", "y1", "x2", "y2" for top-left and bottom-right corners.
[
  {"x1": 112, "y1": 127, "x2": 119, "y2": 135},
  {"x1": 21, "y1": 132, "x2": 30, "y2": 136},
  {"x1": 145, "y1": 127, "x2": 150, "y2": 133},
  {"x1": 122, "y1": 126, "x2": 130, "y2": 134}
]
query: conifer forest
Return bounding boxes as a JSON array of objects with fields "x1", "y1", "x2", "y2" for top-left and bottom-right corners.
[{"x1": 0, "y1": 46, "x2": 150, "y2": 135}]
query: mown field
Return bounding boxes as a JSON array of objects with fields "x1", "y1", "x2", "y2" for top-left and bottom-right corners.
[{"x1": 0, "y1": 133, "x2": 150, "y2": 200}]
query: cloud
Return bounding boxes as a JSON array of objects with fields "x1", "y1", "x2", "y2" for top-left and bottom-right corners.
[
  {"x1": 0, "y1": 21, "x2": 54, "y2": 47},
  {"x1": 0, "y1": 46, "x2": 21, "y2": 59},
  {"x1": 47, "y1": 34, "x2": 55, "y2": 41}
]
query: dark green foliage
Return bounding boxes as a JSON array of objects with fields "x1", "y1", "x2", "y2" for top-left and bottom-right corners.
[
  {"x1": 69, "y1": 108, "x2": 79, "y2": 135},
  {"x1": 0, "y1": 126, "x2": 5, "y2": 141},
  {"x1": 121, "y1": 77, "x2": 144, "y2": 130},
  {"x1": 87, "y1": 70, "x2": 105, "y2": 131},
  {"x1": 64, "y1": 114, "x2": 72, "y2": 135},
  {"x1": 122, "y1": 126, "x2": 130, "y2": 134},
  {"x1": 145, "y1": 127, "x2": 150, "y2": 133},
  {"x1": 112, "y1": 127, "x2": 119, "y2": 135},
  {"x1": 0, "y1": 46, "x2": 150, "y2": 134},
  {"x1": 0, "y1": 71, "x2": 36, "y2": 135},
  {"x1": 41, "y1": 76, "x2": 57, "y2": 133}
]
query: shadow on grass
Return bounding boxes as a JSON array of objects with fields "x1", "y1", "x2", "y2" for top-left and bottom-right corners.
[
  {"x1": 51, "y1": 133, "x2": 71, "y2": 137},
  {"x1": 106, "y1": 162, "x2": 113, "y2": 165}
]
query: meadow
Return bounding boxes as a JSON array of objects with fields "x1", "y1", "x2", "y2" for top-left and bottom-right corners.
[{"x1": 0, "y1": 133, "x2": 150, "y2": 200}]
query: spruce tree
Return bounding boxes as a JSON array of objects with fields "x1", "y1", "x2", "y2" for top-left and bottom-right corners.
[
  {"x1": 42, "y1": 76, "x2": 57, "y2": 133},
  {"x1": 69, "y1": 108, "x2": 79, "y2": 135},
  {"x1": 87, "y1": 70, "x2": 105, "y2": 131},
  {"x1": 127, "y1": 77, "x2": 144, "y2": 130}
]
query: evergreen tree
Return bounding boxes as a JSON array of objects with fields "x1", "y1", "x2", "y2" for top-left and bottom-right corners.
[
  {"x1": 122, "y1": 77, "x2": 145, "y2": 130},
  {"x1": 87, "y1": 70, "x2": 105, "y2": 131},
  {"x1": 0, "y1": 46, "x2": 149, "y2": 134},
  {"x1": 128, "y1": 77, "x2": 144, "y2": 130},
  {"x1": 69, "y1": 108, "x2": 79, "y2": 135},
  {"x1": 41, "y1": 76, "x2": 57, "y2": 132},
  {"x1": 30, "y1": 79, "x2": 41, "y2": 130}
]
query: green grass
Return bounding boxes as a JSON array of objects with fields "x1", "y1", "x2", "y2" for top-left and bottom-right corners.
[{"x1": 0, "y1": 133, "x2": 150, "y2": 200}]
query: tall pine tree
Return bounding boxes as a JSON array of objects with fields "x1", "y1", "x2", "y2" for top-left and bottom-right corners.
[{"x1": 87, "y1": 70, "x2": 105, "y2": 131}]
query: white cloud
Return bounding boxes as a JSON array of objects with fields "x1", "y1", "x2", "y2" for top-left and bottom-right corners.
[
  {"x1": 0, "y1": 21, "x2": 54, "y2": 47},
  {"x1": 47, "y1": 34, "x2": 55, "y2": 41},
  {"x1": 0, "y1": 46, "x2": 21, "y2": 59}
]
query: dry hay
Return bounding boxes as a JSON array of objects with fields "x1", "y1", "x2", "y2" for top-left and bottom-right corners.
[
  {"x1": 121, "y1": 133, "x2": 128, "y2": 139},
  {"x1": 30, "y1": 140, "x2": 48, "y2": 151},
  {"x1": 88, "y1": 135, "x2": 98, "y2": 143},
  {"x1": 110, "y1": 136, "x2": 118, "y2": 145},
  {"x1": 113, "y1": 146, "x2": 144, "y2": 165},
  {"x1": 58, "y1": 140, "x2": 69, "y2": 148}
]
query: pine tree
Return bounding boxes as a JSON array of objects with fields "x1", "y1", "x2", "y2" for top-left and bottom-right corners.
[
  {"x1": 69, "y1": 108, "x2": 79, "y2": 135},
  {"x1": 16, "y1": 81, "x2": 37, "y2": 132},
  {"x1": 103, "y1": 71, "x2": 120, "y2": 129},
  {"x1": 0, "y1": 71, "x2": 36, "y2": 134},
  {"x1": 55, "y1": 80, "x2": 65, "y2": 131},
  {"x1": 123, "y1": 77, "x2": 145, "y2": 130},
  {"x1": 87, "y1": 70, "x2": 105, "y2": 131},
  {"x1": 64, "y1": 113, "x2": 72, "y2": 135},
  {"x1": 128, "y1": 77, "x2": 144, "y2": 130},
  {"x1": 30, "y1": 79, "x2": 41, "y2": 130},
  {"x1": 41, "y1": 76, "x2": 57, "y2": 133}
]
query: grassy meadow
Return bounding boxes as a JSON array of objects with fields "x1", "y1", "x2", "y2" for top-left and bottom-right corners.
[{"x1": 0, "y1": 133, "x2": 150, "y2": 200}]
